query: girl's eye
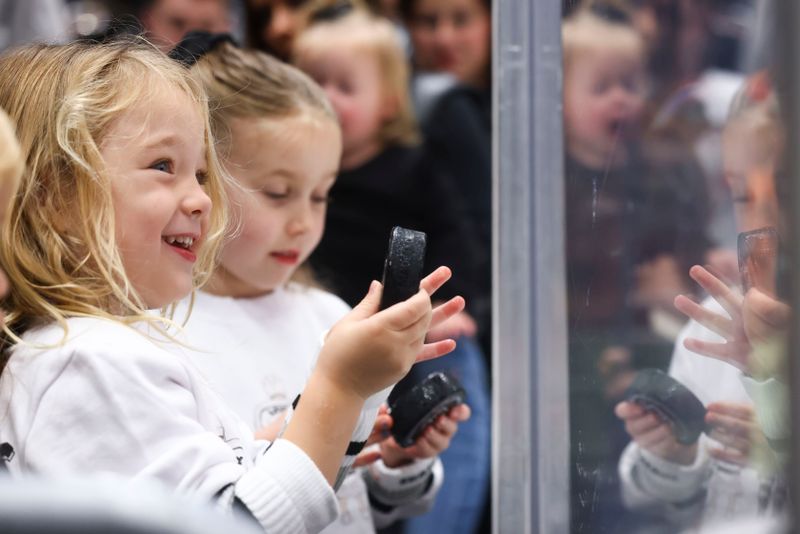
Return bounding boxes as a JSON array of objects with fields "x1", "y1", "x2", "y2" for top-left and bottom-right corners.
[
  {"x1": 264, "y1": 191, "x2": 289, "y2": 200},
  {"x1": 196, "y1": 171, "x2": 209, "y2": 186},
  {"x1": 151, "y1": 159, "x2": 173, "y2": 173},
  {"x1": 312, "y1": 194, "x2": 332, "y2": 204}
]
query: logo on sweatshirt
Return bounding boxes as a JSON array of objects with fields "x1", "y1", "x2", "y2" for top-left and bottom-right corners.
[{"x1": 0, "y1": 442, "x2": 14, "y2": 465}]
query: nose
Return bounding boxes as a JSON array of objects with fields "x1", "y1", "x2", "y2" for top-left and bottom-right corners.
[
  {"x1": 433, "y1": 20, "x2": 457, "y2": 48},
  {"x1": 286, "y1": 202, "x2": 312, "y2": 236},
  {"x1": 182, "y1": 179, "x2": 213, "y2": 219}
]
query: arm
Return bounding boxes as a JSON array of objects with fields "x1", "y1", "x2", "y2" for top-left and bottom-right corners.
[{"x1": 282, "y1": 267, "x2": 465, "y2": 487}]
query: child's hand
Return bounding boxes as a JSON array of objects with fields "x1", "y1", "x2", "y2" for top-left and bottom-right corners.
[
  {"x1": 706, "y1": 402, "x2": 762, "y2": 466},
  {"x1": 674, "y1": 265, "x2": 751, "y2": 372},
  {"x1": 615, "y1": 401, "x2": 698, "y2": 465},
  {"x1": 318, "y1": 266, "x2": 464, "y2": 401},
  {"x1": 375, "y1": 403, "x2": 471, "y2": 468}
]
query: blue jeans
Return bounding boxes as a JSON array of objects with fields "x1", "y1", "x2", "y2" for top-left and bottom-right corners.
[{"x1": 402, "y1": 336, "x2": 491, "y2": 534}]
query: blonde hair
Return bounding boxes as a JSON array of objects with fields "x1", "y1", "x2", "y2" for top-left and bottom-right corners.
[
  {"x1": 191, "y1": 41, "x2": 337, "y2": 155},
  {"x1": 0, "y1": 39, "x2": 229, "y2": 347},
  {"x1": 562, "y1": 7, "x2": 645, "y2": 72},
  {"x1": 0, "y1": 109, "x2": 22, "y2": 222},
  {"x1": 725, "y1": 72, "x2": 783, "y2": 168},
  {"x1": 294, "y1": 9, "x2": 419, "y2": 146}
]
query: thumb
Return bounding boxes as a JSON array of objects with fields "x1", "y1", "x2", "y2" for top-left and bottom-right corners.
[{"x1": 349, "y1": 280, "x2": 383, "y2": 320}]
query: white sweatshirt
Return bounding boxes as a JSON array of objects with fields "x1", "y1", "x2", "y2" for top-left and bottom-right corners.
[
  {"x1": 619, "y1": 298, "x2": 765, "y2": 527},
  {"x1": 0, "y1": 316, "x2": 339, "y2": 533},
  {"x1": 174, "y1": 284, "x2": 442, "y2": 533}
]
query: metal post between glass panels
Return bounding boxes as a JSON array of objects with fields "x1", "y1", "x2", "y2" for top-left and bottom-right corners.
[{"x1": 493, "y1": 0, "x2": 569, "y2": 532}]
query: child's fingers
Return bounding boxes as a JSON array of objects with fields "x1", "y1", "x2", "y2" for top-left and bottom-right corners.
[
  {"x1": 352, "y1": 449, "x2": 383, "y2": 468},
  {"x1": 706, "y1": 402, "x2": 753, "y2": 421},
  {"x1": 689, "y1": 265, "x2": 744, "y2": 319},
  {"x1": 682, "y1": 338, "x2": 749, "y2": 372},
  {"x1": 434, "y1": 414, "x2": 458, "y2": 437},
  {"x1": 706, "y1": 411, "x2": 752, "y2": 439},
  {"x1": 419, "y1": 425, "x2": 451, "y2": 453},
  {"x1": 379, "y1": 288, "x2": 431, "y2": 331},
  {"x1": 419, "y1": 266, "x2": 452, "y2": 297},
  {"x1": 366, "y1": 414, "x2": 393, "y2": 446},
  {"x1": 707, "y1": 429, "x2": 750, "y2": 453},
  {"x1": 449, "y1": 403, "x2": 471, "y2": 422},
  {"x1": 430, "y1": 296, "x2": 466, "y2": 327},
  {"x1": 415, "y1": 339, "x2": 457, "y2": 363},
  {"x1": 674, "y1": 295, "x2": 733, "y2": 340},
  {"x1": 636, "y1": 422, "x2": 674, "y2": 449},
  {"x1": 615, "y1": 401, "x2": 646, "y2": 420},
  {"x1": 625, "y1": 411, "x2": 664, "y2": 437},
  {"x1": 348, "y1": 280, "x2": 383, "y2": 320},
  {"x1": 709, "y1": 447, "x2": 748, "y2": 466}
]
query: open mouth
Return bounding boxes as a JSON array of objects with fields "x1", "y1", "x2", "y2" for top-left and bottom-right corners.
[{"x1": 163, "y1": 234, "x2": 198, "y2": 262}]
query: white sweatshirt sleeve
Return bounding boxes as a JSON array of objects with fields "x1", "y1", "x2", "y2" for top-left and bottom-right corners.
[
  {"x1": 363, "y1": 454, "x2": 443, "y2": 528},
  {"x1": 7, "y1": 324, "x2": 338, "y2": 534}
]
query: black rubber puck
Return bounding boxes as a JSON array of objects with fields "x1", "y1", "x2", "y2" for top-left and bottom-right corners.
[
  {"x1": 389, "y1": 371, "x2": 466, "y2": 447},
  {"x1": 625, "y1": 368, "x2": 707, "y2": 445},
  {"x1": 379, "y1": 226, "x2": 427, "y2": 310}
]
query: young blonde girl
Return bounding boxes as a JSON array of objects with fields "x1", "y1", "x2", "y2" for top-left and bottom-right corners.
[
  {"x1": 0, "y1": 39, "x2": 459, "y2": 533},
  {"x1": 294, "y1": 11, "x2": 491, "y2": 534},
  {"x1": 169, "y1": 37, "x2": 468, "y2": 533}
]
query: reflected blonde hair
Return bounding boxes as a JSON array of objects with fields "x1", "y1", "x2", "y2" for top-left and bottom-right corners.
[
  {"x1": 0, "y1": 39, "x2": 229, "y2": 347},
  {"x1": 562, "y1": 7, "x2": 644, "y2": 71},
  {"x1": 294, "y1": 9, "x2": 419, "y2": 146}
]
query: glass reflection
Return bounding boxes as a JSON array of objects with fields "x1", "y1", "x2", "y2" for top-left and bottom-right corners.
[{"x1": 563, "y1": 1, "x2": 789, "y2": 532}]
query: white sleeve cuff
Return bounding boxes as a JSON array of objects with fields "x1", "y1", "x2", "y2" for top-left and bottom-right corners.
[
  {"x1": 632, "y1": 445, "x2": 710, "y2": 504},
  {"x1": 365, "y1": 454, "x2": 439, "y2": 505},
  {"x1": 236, "y1": 438, "x2": 339, "y2": 534}
]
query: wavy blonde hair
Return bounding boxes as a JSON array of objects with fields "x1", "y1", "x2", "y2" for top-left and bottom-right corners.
[
  {"x1": 0, "y1": 109, "x2": 22, "y2": 222},
  {"x1": 294, "y1": 9, "x2": 419, "y2": 147},
  {"x1": 0, "y1": 39, "x2": 229, "y2": 348}
]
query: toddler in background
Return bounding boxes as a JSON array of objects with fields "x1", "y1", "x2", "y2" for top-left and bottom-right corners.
[
  {"x1": 0, "y1": 39, "x2": 457, "y2": 533},
  {"x1": 294, "y1": 10, "x2": 490, "y2": 534},
  {"x1": 172, "y1": 35, "x2": 468, "y2": 533}
]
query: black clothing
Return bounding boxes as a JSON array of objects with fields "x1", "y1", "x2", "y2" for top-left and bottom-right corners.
[{"x1": 310, "y1": 144, "x2": 476, "y2": 310}]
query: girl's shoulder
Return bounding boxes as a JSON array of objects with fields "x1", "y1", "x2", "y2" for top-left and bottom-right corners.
[{"x1": 8, "y1": 317, "x2": 188, "y2": 382}]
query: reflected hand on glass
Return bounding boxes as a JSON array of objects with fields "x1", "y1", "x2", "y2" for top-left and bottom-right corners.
[
  {"x1": 674, "y1": 265, "x2": 790, "y2": 377},
  {"x1": 615, "y1": 401, "x2": 698, "y2": 465},
  {"x1": 674, "y1": 265, "x2": 750, "y2": 372},
  {"x1": 705, "y1": 402, "x2": 761, "y2": 466}
]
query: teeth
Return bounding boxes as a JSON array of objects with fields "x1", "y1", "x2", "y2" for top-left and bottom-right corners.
[{"x1": 165, "y1": 236, "x2": 194, "y2": 248}]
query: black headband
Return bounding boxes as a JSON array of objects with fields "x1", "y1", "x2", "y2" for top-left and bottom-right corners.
[{"x1": 168, "y1": 31, "x2": 239, "y2": 67}]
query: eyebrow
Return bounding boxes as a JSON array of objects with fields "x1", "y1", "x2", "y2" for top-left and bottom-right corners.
[{"x1": 142, "y1": 134, "x2": 181, "y2": 151}]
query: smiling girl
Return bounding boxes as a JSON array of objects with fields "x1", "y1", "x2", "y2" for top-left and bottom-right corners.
[{"x1": 0, "y1": 39, "x2": 459, "y2": 533}]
